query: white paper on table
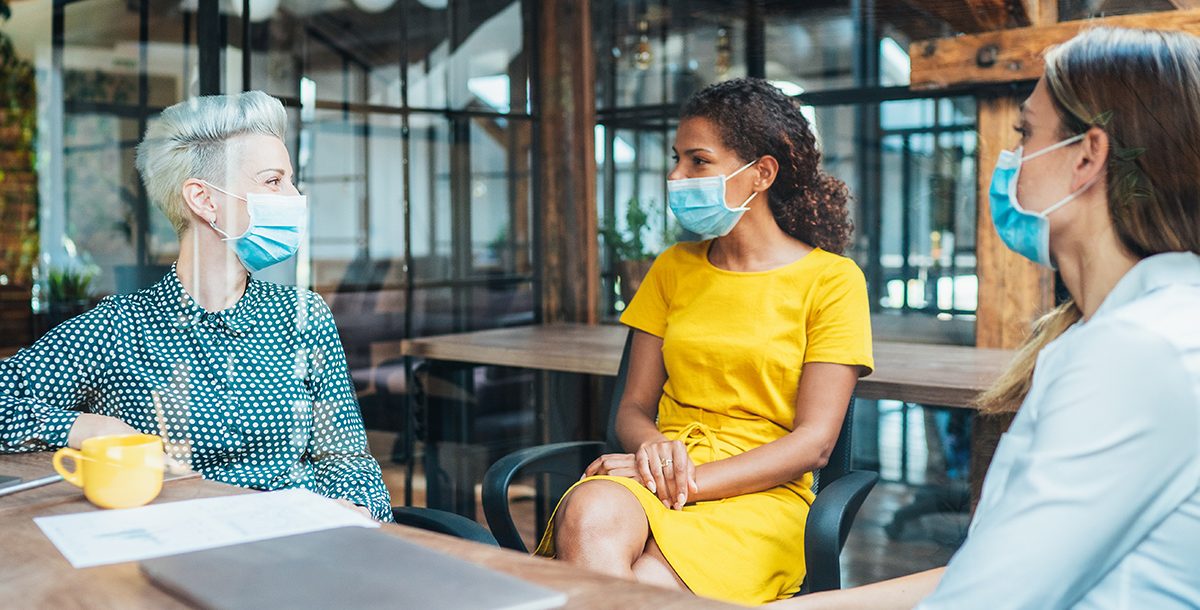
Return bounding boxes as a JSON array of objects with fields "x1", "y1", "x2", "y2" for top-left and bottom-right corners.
[{"x1": 34, "y1": 488, "x2": 379, "y2": 568}]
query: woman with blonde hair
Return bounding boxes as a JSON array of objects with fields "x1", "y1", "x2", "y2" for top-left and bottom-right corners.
[
  {"x1": 786, "y1": 26, "x2": 1200, "y2": 610},
  {"x1": 0, "y1": 91, "x2": 392, "y2": 520}
]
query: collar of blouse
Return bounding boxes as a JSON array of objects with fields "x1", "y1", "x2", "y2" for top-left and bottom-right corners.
[
  {"x1": 153, "y1": 263, "x2": 263, "y2": 337},
  {"x1": 1092, "y1": 251, "x2": 1200, "y2": 320}
]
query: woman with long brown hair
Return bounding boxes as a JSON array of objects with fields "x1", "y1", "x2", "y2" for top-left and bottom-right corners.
[{"x1": 786, "y1": 26, "x2": 1200, "y2": 610}]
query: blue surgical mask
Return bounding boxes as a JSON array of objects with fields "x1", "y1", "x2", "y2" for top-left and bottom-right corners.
[
  {"x1": 667, "y1": 160, "x2": 758, "y2": 238},
  {"x1": 203, "y1": 181, "x2": 308, "y2": 273},
  {"x1": 988, "y1": 133, "x2": 1096, "y2": 268}
]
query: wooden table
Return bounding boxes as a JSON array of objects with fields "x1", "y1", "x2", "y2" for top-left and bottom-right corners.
[
  {"x1": 401, "y1": 323, "x2": 1016, "y2": 409},
  {"x1": 0, "y1": 453, "x2": 728, "y2": 609}
]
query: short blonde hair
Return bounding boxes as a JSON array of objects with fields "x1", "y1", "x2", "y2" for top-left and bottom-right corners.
[{"x1": 135, "y1": 91, "x2": 288, "y2": 236}]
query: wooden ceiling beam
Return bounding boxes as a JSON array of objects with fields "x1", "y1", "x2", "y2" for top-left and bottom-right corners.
[
  {"x1": 1019, "y1": 0, "x2": 1058, "y2": 26},
  {"x1": 904, "y1": 0, "x2": 1020, "y2": 33},
  {"x1": 909, "y1": 8, "x2": 1200, "y2": 89}
]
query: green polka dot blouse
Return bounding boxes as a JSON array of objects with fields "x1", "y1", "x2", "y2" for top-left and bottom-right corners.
[{"x1": 0, "y1": 266, "x2": 393, "y2": 521}]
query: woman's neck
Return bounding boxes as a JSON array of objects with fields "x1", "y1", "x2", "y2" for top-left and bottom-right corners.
[
  {"x1": 175, "y1": 226, "x2": 249, "y2": 313},
  {"x1": 1055, "y1": 218, "x2": 1138, "y2": 321},
  {"x1": 708, "y1": 203, "x2": 811, "y2": 272}
]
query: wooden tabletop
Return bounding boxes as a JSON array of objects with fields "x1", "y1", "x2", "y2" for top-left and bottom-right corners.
[
  {"x1": 401, "y1": 323, "x2": 1016, "y2": 409},
  {"x1": 0, "y1": 453, "x2": 728, "y2": 609}
]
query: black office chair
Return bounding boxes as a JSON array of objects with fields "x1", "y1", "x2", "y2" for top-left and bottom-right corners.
[
  {"x1": 391, "y1": 506, "x2": 499, "y2": 547},
  {"x1": 482, "y1": 330, "x2": 878, "y2": 594}
]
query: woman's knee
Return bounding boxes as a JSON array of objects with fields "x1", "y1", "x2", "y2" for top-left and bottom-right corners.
[{"x1": 556, "y1": 480, "x2": 646, "y2": 546}]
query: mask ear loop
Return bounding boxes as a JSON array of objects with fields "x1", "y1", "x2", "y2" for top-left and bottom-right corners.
[
  {"x1": 1008, "y1": 133, "x2": 1088, "y2": 213},
  {"x1": 724, "y1": 159, "x2": 760, "y2": 211},
  {"x1": 1019, "y1": 132, "x2": 1087, "y2": 162},
  {"x1": 1040, "y1": 173, "x2": 1101, "y2": 217},
  {"x1": 201, "y1": 180, "x2": 248, "y2": 241},
  {"x1": 730, "y1": 192, "x2": 758, "y2": 211},
  {"x1": 209, "y1": 220, "x2": 236, "y2": 241}
]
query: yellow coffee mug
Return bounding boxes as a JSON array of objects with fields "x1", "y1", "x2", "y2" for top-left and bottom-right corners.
[{"x1": 52, "y1": 434, "x2": 165, "y2": 509}]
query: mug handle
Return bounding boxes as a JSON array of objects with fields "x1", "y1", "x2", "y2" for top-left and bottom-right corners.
[{"x1": 52, "y1": 448, "x2": 86, "y2": 488}]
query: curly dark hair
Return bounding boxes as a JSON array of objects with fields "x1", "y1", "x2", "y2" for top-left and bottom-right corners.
[{"x1": 681, "y1": 78, "x2": 853, "y2": 254}]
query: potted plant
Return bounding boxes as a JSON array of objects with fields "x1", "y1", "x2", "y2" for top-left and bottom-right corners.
[
  {"x1": 600, "y1": 197, "x2": 661, "y2": 306},
  {"x1": 46, "y1": 264, "x2": 98, "y2": 328}
]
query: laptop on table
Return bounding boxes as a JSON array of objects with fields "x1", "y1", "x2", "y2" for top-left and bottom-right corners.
[{"x1": 141, "y1": 526, "x2": 567, "y2": 610}]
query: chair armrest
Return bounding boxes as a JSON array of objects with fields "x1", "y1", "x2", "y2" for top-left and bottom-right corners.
[
  {"x1": 391, "y1": 506, "x2": 499, "y2": 547},
  {"x1": 371, "y1": 357, "x2": 407, "y2": 396},
  {"x1": 482, "y1": 441, "x2": 606, "y2": 552},
  {"x1": 800, "y1": 470, "x2": 879, "y2": 595}
]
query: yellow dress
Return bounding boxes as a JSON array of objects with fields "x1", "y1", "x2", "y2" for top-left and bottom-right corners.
[{"x1": 535, "y1": 240, "x2": 874, "y2": 606}]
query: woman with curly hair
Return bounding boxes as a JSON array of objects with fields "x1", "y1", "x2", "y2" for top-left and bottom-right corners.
[{"x1": 533, "y1": 78, "x2": 874, "y2": 605}]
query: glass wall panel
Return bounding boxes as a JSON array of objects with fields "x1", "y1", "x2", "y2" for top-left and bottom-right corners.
[
  {"x1": 449, "y1": 0, "x2": 528, "y2": 112},
  {"x1": 308, "y1": 109, "x2": 367, "y2": 263},
  {"x1": 594, "y1": 0, "x2": 978, "y2": 340},
  {"x1": 467, "y1": 117, "x2": 532, "y2": 278},
  {"x1": 764, "y1": 5, "x2": 857, "y2": 93},
  {"x1": 408, "y1": 112, "x2": 453, "y2": 281},
  {"x1": 49, "y1": 0, "x2": 193, "y2": 300},
  {"x1": 406, "y1": 0, "x2": 451, "y2": 110},
  {"x1": 5, "y1": 0, "x2": 538, "y2": 516},
  {"x1": 875, "y1": 98, "x2": 977, "y2": 319}
]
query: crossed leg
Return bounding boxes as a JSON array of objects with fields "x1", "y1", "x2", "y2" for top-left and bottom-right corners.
[{"x1": 553, "y1": 479, "x2": 690, "y2": 592}]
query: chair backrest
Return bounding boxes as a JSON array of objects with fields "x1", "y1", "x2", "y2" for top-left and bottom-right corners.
[
  {"x1": 603, "y1": 331, "x2": 636, "y2": 452},
  {"x1": 812, "y1": 398, "x2": 855, "y2": 494},
  {"x1": 605, "y1": 330, "x2": 856, "y2": 491}
]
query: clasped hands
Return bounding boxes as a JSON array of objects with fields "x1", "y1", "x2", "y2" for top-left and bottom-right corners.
[{"x1": 582, "y1": 439, "x2": 699, "y2": 510}]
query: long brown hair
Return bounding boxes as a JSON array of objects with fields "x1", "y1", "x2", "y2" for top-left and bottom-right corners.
[{"x1": 978, "y1": 27, "x2": 1200, "y2": 413}]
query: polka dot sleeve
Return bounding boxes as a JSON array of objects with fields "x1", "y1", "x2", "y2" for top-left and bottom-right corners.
[
  {"x1": 2, "y1": 268, "x2": 396, "y2": 523},
  {"x1": 303, "y1": 293, "x2": 394, "y2": 522},
  {"x1": 0, "y1": 301, "x2": 115, "y2": 452}
]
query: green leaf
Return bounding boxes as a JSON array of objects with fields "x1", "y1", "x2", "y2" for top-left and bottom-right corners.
[
  {"x1": 1091, "y1": 110, "x2": 1114, "y2": 126},
  {"x1": 599, "y1": 197, "x2": 660, "y2": 261},
  {"x1": 47, "y1": 266, "x2": 96, "y2": 302},
  {"x1": 1114, "y1": 147, "x2": 1145, "y2": 162}
]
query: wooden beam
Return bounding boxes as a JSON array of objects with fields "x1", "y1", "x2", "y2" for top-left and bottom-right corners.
[
  {"x1": 570, "y1": 0, "x2": 599, "y2": 321},
  {"x1": 1018, "y1": 0, "x2": 1057, "y2": 26},
  {"x1": 910, "y1": 8, "x2": 1200, "y2": 89},
  {"x1": 969, "y1": 94, "x2": 1055, "y2": 504},
  {"x1": 508, "y1": 53, "x2": 532, "y2": 277},
  {"x1": 537, "y1": 0, "x2": 599, "y2": 324},
  {"x1": 904, "y1": 0, "x2": 1018, "y2": 33},
  {"x1": 907, "y1": 0, "x2": 1012, "y2": 32}
]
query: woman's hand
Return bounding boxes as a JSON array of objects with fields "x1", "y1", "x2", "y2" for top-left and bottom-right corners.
[
  {"x1": 67, "y1": 414, "x2": 193, "y2": 475},
  {"x1": 636, "y1": 440, "x2": 698, "y2": 510},
  {"x1": 582, "y1": 453, "x2": 645, "y2": 481},
  {"x1": 334, "y1": 499, "x2": 374, "y2": 521},
  {"x1": 66, "y1": 413, "x2": 139, "y2": 449}
]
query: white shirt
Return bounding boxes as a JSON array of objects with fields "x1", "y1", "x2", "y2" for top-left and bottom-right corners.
[{"x1": 918, "y1": 252, "x2": 1200, "y2": 610}]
